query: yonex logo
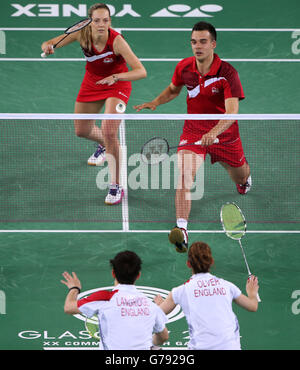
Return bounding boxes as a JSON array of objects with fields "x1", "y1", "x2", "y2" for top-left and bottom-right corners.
[
  {"x1": 74, "y1": 285, "x2": 185, "y2": 325},
  {"x1": 151, "y1": 4, "x2": 223, "y2": 17},
  {"x1": 10, "y1": 3, "x2": 223, "y2": 18}
]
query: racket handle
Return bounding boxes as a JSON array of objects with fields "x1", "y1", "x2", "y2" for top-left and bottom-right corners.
[
  {"x1": 257, "y1": 293, "x2": 261, "y2": 302},
  {"x1": 41, "y1": 45, "x2": 54, "y2": 58},
  {"x1": 195, "y1": 138, "x2": 219, "y2": 145}
]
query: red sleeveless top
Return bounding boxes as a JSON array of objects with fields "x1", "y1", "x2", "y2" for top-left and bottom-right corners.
[{"x1": 81, "y1": 28, "x2": 129, "y2": 78}]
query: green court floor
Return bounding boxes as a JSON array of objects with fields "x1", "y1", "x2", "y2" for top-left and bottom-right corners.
[{"x1": 0, "y1": 0, "x2": 300, "y2": 350}]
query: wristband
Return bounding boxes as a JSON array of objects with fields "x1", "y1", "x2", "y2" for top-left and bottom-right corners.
[{"x1": 69, "y1": 286, "x2": 81, "y2": 293}]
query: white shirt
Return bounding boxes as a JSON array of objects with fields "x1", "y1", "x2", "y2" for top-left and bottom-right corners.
[
  {"x1": 172, "y1": 272, "x2": 242, "y2": 350},
  {"x1": 78, "y1": 284, "x2": 168, "y2": 350}
]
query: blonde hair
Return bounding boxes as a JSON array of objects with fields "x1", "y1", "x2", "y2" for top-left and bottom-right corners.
[
  {"x1": 188, "y1": 242, "x2": 214, "y2": 273},
  {"x1": 79, "y1": 3, "x2": 111, "y2": 52}
]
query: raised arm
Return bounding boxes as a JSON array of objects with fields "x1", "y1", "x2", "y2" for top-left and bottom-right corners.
[
  {"x1": 61, "y1": 271, "x2": 82, "y2": 315},
  {"x1": 41, "y1": 31, "x2": 80, "y2": 56},
  {"x1": 234, "y1": 275, "x2": 259, "y2": 312}
]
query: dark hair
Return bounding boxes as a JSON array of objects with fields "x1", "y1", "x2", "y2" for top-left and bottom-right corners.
[
  {"x1": 188, "y1": 242, "x2": 214, "y2": 273},
  {"x1": 110, "y1": 250, "x2": 142, "y2": 284},
  {"x1": 192, "y1": 21, "x2": 217, "y2": 41}
]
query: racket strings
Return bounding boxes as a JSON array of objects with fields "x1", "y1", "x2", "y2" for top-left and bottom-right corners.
[
  {"x1": 141, "y1": 138, "x2": 169, "y2": 164},
  {"x1": 67, "y1": 19, "x2": 92, "y2": 33}
]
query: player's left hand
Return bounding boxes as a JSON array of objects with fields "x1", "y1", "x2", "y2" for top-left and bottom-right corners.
[
  {"x1": 154, "y1": 294, "x2": 164, "y2": 306},
  {"x1": 96, "y1": 75, "x2": 117, "y2": 86}
]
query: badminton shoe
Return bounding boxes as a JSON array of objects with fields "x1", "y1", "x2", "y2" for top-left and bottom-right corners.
[
  {"x1": 168, "y1": 227, "x2": 188, "y2": 253},
  {"x1": 236, "y1": 175, "x2": 252, "y2": 195},
  {"x1": 87, "y1": 144, "x2": 106, "y2": 166},
  {"x1": 105, "y1": 184, "x2": 124, "y2": 205}
]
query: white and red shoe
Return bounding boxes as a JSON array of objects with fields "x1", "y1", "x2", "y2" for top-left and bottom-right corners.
[
  {"x1": 168, "y1": 227, "x2": 188, "y2": 253},
  {"x1": 236, "y1": 175, "x2": 252, "y2": 195},
  {"x1": 87, "y1": 144, "x2": 106, "y2": 166},
  {"x1": 105, "y1": 184, "x2": 124, "y2": 205}
]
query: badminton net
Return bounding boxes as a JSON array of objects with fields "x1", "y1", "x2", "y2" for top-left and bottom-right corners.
[{"x1": 0, "y1": 113, "x2": 299, "y2": 228}]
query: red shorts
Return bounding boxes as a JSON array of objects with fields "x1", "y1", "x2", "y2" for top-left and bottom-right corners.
[
  {"x1": 76, "y1": 70, "x2": 132, "y2": 104},
  {"x1": 177, "y1": 133, "x2": 246, "y2": 168}
]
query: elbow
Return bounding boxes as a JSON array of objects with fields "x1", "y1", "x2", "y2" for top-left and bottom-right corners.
[
  {"x1": 141, "y1": 66, "x2": 147, "y2": 79},
  {"x1": 64, "y1": 307, "x2": 73, "y2": 315},
  {"x1": 64, "y1": 304, "x2": 77, "y2": 315},
  {"x1": 248, "y1": 303, "x2": 259, "y2": 312}
]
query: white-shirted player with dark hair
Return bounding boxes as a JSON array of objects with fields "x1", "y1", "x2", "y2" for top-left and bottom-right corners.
[
  {"x1": 155, "y1": 241, "x2": 259, "y2": 350},
  {"x1": 61, "y1": 250, "x2": 168, "y2": 350}
]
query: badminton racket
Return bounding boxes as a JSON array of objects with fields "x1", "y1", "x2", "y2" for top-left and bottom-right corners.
[
  {"x1": 85, "y1": 315, "x2": 100, "y2": 340},
  {"x1": 220, "y1": 202, "x2": 261, "y2": 302},
  {"x1": 41, "y1": 18, "x2": 92, "y2": 58},
  {"x1": 141, "y1": 136, "x2": 219, "y2": 165}
]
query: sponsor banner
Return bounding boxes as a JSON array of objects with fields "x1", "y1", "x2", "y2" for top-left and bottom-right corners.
[{"x1": 1, "y1": 0, "x2": 297, "y2": 28}]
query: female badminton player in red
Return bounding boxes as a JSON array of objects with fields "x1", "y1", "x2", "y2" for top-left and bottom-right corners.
[
  {"x1": 41, "y1": 3, "x2": 147, "y2": 205},
  {"x1": 135, "y1": 22, "x2": 251, "y2": 251}
]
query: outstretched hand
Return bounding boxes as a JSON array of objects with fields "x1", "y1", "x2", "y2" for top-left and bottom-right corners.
[
  {"x1": 61, "y1": 271, "x2": 82, "y2": 290},
  {"x1": 246, "y1": 275, "x2": 259, "y2": 297},
  {"x1": 133, "y1": 102, "x2": 157, "y2": 112}
]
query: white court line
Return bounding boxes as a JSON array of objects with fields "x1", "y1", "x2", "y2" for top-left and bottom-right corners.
[
  {"x1": 1, "y1": 28, "x2": 299, "y2": 32},
  {"x1": 0, "y1": 58, "x2": 299, "y2": 62},
  {"x1": 119, "y1": 119, "x2": 129, "y2": 232},
  {"x1": 0, "y1": 230, "x2": 299, "y2": 233}
]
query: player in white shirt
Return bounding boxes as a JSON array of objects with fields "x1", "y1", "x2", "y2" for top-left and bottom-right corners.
[
  {"x1": 61, "y1": 250, "x2": 168, "y2": 350},
  {"x1": 155, "y1": 241, "x2": 259, "y2": 350}
]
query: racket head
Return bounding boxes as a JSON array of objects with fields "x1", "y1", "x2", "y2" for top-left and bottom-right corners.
[
  {"x1": 85, "y1": 315, "x2": 100, "y2": 340},
  {"x1": 220, "y1": 202, "x2": 246, "y2": 240},
  {"x1": 65, "y1": 18, "x2": 92, "y2": 34},
  {"x1": 141, "y1": 137, "x2": 169, "y2": 165}
]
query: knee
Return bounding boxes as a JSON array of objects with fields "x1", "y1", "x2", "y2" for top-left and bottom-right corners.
[
  {"x1": 178, "y1": 170, "x2": 195, "y2": 190},
  {"x1": 74, "y1": 120, "x2": 90, "y2": 138},
  {"x1": 102, "y1": 128, "x2": 118, "y2": 144},
  {"x1": 237, "y1": 165, "x2": 250, "y2": 185}
]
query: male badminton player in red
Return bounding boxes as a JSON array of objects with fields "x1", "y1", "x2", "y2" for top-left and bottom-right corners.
[
  {"x1": 134, "y1": 22, "x2": 251, "y2": 252},
  {"x1": 41, "y1": 3, "x2": 146, "y2": 205}
]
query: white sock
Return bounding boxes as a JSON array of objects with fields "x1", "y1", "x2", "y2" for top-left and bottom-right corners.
[{"x1": 177, "y1": 218, "x2": 188, "y2": 231}]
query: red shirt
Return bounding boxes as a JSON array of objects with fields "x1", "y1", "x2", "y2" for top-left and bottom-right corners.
[
  {"x1": 81, "y1": 28, "x2": 129, "y2": 78},
  {"x1": 172, "y1": 54, "x2": 245, "y2": 142}
]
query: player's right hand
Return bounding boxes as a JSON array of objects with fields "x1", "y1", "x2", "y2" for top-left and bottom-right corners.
[
  {"x1": 246, "y1": 275, "x2": 259, "y2": 297},
  {"x1": 42, "y1": 44, "x2": 54, "y2": 55},
  {"x1": 133, "y1": 102, "x2": 157, "y2": 112}
]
